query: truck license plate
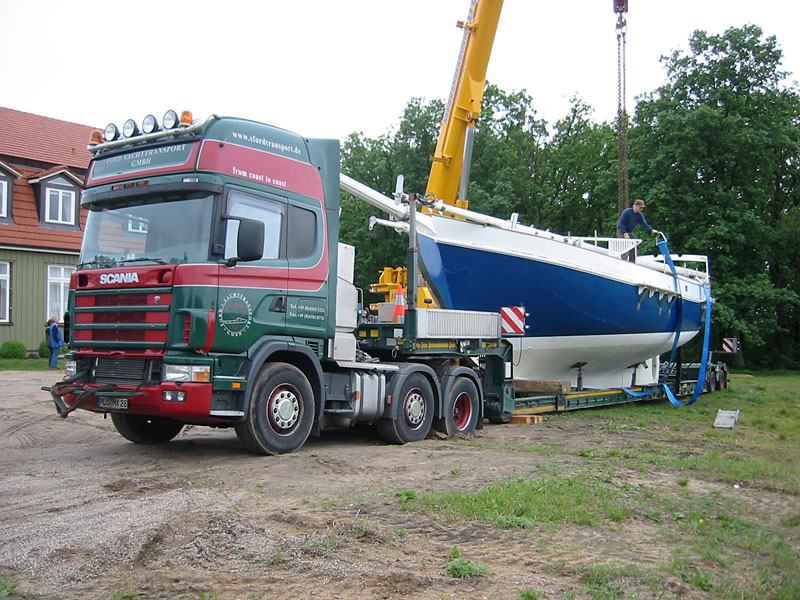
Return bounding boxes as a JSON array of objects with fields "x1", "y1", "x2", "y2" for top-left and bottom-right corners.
[{"x1": 98, "y1": 397, "x2": 129, "y2": 410}]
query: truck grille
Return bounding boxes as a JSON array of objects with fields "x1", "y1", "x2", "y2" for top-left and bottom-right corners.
[
  {"x1": 73, "y1": 288, "x2": 172, "y2": 351},
  {"x1": 95, "y1": 357, "x2": 163, "y2": 385}
]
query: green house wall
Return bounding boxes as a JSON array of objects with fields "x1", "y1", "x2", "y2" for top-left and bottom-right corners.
[{"x1": 0, "y1": 248, "x2": 79, "y2": 353}]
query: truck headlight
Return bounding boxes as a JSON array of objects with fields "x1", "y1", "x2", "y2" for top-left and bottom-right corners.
[
  {"x1": 163, "y1": 365, "x2": 211, "y2": 383},
  {"x1": 65, "y1": 359, "x2": 77, "y2": 378}
]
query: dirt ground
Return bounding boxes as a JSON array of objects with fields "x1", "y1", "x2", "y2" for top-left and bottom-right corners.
[{"x1": 0, "y1": 371, "x2": 756, "y2": 600}]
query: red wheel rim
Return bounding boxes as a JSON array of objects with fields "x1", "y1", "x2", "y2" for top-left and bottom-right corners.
[
  {"x1": 452, "y1": 391, "x2": 472, "y2": 431},
  {"x1": 267, "y1": 385, "x2": 300, "y2": 435}
]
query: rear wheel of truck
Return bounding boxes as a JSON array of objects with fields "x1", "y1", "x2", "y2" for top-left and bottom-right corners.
[
  {"x1": 434, "y1": 377, "x2": 479, "y2": 435},
  {"x1": 377, "y1": 373, "x2": 434, "y2": 444},
  {"x1": 110, "y1": 413, "x2": 184, "y2": 444},
  {"x1": 708, "y1": 371, "x2": 717, "y2": 392},
  {"x1": 235, "y1": 363, "x2": 314, "y2": 455}
]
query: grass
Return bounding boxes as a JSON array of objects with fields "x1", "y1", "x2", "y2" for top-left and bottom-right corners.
[
  {"x1": 445, "y1": 548, "x2": 490, "y2": 578},
  {"x1": 0, "y1": 357, "x2": 52, "y2": 371},
  {"x1": 445, "y1": 557, "x2": 490, "y2": 578},
  {"x1": 419, "y1": 472, "x2": 630, "y2": 528},
  {"x1": 0, "y1": 576, "x2": 19, "y2": 597},
  {"x1": 403, "y1": 372, "x2": 800, "y2": 600}
]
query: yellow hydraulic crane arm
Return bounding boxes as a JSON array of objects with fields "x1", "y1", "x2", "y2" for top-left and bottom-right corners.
[{"x1": 425, "y1": 0, "x2": 503, "y2": 210}]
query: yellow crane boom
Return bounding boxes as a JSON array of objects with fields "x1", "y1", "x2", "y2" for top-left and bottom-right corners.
[{"x1": 425, "y1": 0, "x2": 503, "y2": 210}]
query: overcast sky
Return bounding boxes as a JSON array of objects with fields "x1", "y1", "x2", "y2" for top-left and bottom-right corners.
[{"x1": 2, "y1": 1, "x2": 798, "y2": 141}]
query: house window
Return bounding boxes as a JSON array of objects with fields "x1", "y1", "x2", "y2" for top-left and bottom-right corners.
[
  {"x1": 0, "y1": 262, "x2": 9, "y2": 323},
  {"x1": 0, "y1": 177, "x2": 7, "y2": 219},
  {"x1": 47, "y1": 265, "x2": 74, "y2": 322},
  {"x1": 45, "y1": 187, "x2": 76, "y2": 225}
]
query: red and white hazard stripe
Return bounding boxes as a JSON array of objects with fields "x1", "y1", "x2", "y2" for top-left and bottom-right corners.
[
  {"x1": 501, "y1": 306, "x2": 527, "y2": 335},
  {"x1": 722, "y1": 337, "x2": 736, "y2": 353}
]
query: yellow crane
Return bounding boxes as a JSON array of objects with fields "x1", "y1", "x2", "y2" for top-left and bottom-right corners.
[
  {"x1": 425, "y1": 0, "x2": 503, "y2": 211},
  {"x1": 372, "y1": 0, "x2": 503, "y2": 308}
]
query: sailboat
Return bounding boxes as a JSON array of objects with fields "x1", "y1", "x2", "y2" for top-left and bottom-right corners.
[{"x1": 340, "y1": 175, "x2": 709, "y2": 390}]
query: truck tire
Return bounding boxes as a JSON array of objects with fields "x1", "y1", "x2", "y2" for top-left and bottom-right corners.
[
  {"x1": 110, "y1": 413, "x2": 183, "y2": 444},
  {"x1": 377, "y1": 373, "x2": 434, "y2": 444},
  {"x1": 434, "y1": 377, "x2": 479, "y2": 435},
  {"x1": 719, "y1": 370, "x2": 727, "y2": 390},
  {"x1": 235, "y1": 363, "x2": 314, "y2": 455}
]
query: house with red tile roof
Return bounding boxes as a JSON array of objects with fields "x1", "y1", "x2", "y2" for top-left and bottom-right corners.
[{"x1": 0, "y1": 106, "x2": 97, "y2": 353}]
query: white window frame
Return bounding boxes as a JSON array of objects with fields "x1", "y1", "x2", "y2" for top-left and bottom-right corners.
[
  {"x1": 0, "y1": 178, "x2": 7, "y2": 218},
  {"x1": 47, "y1": 265, "x2": 74, "y2": 322},
  {"x1": 45, "y1": 187, "x2": 76, "y2": 225},
  {"x1": 0, "y1": 262, "x2": 9, "y2": 323},
  {"x1": 127, "y1": 217, "x2": 148, "y2": 234}
]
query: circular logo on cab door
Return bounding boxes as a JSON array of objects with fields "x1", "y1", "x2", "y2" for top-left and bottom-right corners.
[{"x1": 218, "y1": 292, "x2": 253, "y2": 337}]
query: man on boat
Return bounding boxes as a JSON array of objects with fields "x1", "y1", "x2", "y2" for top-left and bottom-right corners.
[{"x1": 616, "y1": 199, "x2": 660, "y2": 239}]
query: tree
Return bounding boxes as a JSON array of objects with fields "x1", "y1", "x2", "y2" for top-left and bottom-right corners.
[
  {"x1": 538, "y1": 97, "x2": 617, "y2": 237},
  {"x1": 339, "y1": 99, "x2": 443, "y2": 295},
  {"x1": 632, "y1": 25, "x2": 800, "y2": 366}
]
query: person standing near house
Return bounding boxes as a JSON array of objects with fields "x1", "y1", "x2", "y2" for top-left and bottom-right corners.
[
  {"x1": 616, "y1": 199, "x2": 661, "y2": 239},
  {"x1": 46, "y1": 316, "x2": 64, "y2": 369}
]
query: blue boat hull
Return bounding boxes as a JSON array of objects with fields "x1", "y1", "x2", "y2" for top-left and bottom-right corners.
[
  {"x1": 419, "y1": 234, "x2": 703, "y2": 337},
  {"x1": 416, "y1": 218, "x2": 706, "y2": 389}
]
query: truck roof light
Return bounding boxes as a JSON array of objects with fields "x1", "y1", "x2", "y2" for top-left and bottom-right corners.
[
  {"x1": 142, "y1": 114, "x2": 159, "y2": 134},
  {"x1": 103, "y1": 123, "x2": 120, "y2": 142},
  {"x1": 163, "y1": 110, "x2": 179, "y2": 129},
  {"x1": 179, "y1": 110, "x2": 193, "y2": 127},
  {"x1": 122, "y1": 119, "x2": 139, "y2": 138},
  {"x1": 89, "y1": 129, "x2": 104, "y2": 146}
]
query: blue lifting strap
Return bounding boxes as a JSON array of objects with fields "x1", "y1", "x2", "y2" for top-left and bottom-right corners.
[
  {"x1": 623, "y1": 238, "x2": 712, "y2": 407},
  {"x1": 657, "y1": 239, "x2": 683, "y2": 375},
  {"x1": 664, "y1": 281, "x2": 711, "y2": 407}
]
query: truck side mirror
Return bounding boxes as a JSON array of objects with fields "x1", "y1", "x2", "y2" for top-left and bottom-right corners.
[{"x1": 225, "y1": 217, "x2": 264, "y2": 267}]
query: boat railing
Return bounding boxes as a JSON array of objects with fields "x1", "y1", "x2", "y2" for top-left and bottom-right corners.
[
  {"x1": 577, "y1": 235, "x2": 641, "y2": 258},
  {"x1": 635, "y1": 254, "x2": 710, "y2": 284}
]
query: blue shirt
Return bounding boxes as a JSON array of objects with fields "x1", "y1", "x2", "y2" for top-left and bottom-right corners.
[
  {"x1": 616, "y1": 207, "x2": 653, "y2": 235},
  {"x1": 48, "y1": 322, "x2": 64, "y2": 348}
]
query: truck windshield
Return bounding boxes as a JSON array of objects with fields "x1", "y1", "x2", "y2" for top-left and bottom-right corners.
[{"x1": 79, "y1": 195, "x2": 214, "y2": 268}]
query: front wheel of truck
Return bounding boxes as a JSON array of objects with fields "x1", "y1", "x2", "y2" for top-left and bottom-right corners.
[
  {"x1": 110, "y1": 413, "x2": 184, "y2": 444},
  {"x1": 235, "y1": 363, "x2": 314, "y2": 455}
]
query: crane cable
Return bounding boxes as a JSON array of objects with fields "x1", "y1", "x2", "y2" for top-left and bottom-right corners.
[{"x1": 616, "y1": 8, "x2": 629, "y2": 216}]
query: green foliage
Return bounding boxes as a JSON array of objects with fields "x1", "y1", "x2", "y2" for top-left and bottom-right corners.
[
  {"x1": 421, "y1": 473, "x2": 630, "y2": 527},
  {"x1": 395, "y1": 489, "x2": 417, "y2": 509},
  {"x1": 0, "y1": 357, "x2": 52, "y2": 371},
  {"x1": 445, "y1": 556, "x2": 490, "y2": 578},
  {"x1": 0, "y1": 576, "x2": 19, "y2": 597},
  {"x1": 38, "y1": 339, "x2": 49, "y2": 359},
  {"x1": 0, "y1": 340, "x2": 26, "y2": 359},
  {"x1": 632, "y1": 25, "x2": 800, "y2": 366}
]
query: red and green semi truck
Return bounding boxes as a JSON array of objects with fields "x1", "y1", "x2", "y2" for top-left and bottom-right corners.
[{"x1": 46, "y1": 111, "x2": 513, "y2": 454}]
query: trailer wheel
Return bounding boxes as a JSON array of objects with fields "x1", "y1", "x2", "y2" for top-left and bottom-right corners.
[
  {"x1": 434, "y1": 377, "x2": 479, "y2": 435},
  {"x1": 377, "y1": 373, "x2": 434, "y2": 444},
  {"x1": 235, "y1": 363, "x2": 314, "y2": 455},
  {"x1": 719, "y1": 370, "x2": 728, "y2": 390},
  {"x1": 110, "y1": 413, "x2": 183, "y2": 444},
  {"x1": 708, "y1": 371, "x2": 717, "y2": 392}
]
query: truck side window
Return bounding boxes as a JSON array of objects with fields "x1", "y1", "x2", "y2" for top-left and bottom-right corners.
[
  {"x1": 287, "y1": 205, "x2": 317, "y2": 259},
  {"x1": 225, "y1": 190, "x2": 284, "y2": 260}
]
